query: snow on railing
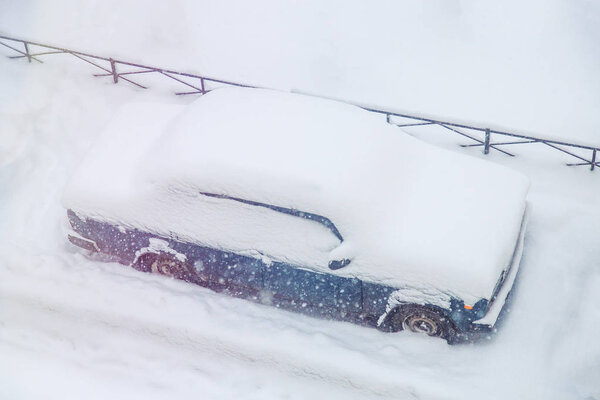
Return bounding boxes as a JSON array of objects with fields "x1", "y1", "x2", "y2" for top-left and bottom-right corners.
[{"x1": 1, "y1": 34, "x2": 598, "y2": 171}]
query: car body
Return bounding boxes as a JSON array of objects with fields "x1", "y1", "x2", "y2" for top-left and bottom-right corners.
[{"x1": 63, "y1": 88, "x2": 529, "y2": 342}]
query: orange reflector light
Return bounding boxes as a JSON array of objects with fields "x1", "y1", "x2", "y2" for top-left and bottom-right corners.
[{"x1": 463, "y1": 305, "x2": 473, "y2": 310}]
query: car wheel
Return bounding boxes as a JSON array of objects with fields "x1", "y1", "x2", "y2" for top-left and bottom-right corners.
[
  {"x1": 389, "y1": 305, "x2": 457, "y2": 342},
  {"x1": 134, "y1": 253, "x2": 194, "y2": 282}
]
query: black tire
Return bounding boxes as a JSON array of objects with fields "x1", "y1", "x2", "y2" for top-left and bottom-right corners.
[
  {"x1": 389, "y1": 305, "x2": 458, "y2": 342},
  {"x1": 133, "y1": 253, "x2": 194, "y2": 283}
]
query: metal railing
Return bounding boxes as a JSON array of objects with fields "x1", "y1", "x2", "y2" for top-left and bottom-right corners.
[
  {"x1": 1, "y1": 34, "x2": 598, "y2": 171},
  {"x1": 373, "y1": 109, "x2": 599, "y2": 171},
  {"x1": 0, "y1": 34, "x2": 256, "y2": 95}
]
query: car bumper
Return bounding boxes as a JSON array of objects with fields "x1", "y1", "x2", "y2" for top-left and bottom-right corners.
[{"x1": 67, "y1": 230, "x2": 100, "y2": 252}]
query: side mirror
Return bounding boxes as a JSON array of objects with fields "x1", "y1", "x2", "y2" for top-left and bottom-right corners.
[{"x1": 328, "y1": 258, "x2": 351, "y2": 270}]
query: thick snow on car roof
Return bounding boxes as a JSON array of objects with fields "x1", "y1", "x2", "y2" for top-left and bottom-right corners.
[{"x1": 64, "y1": 88, "x2": 529, "y2": 302}]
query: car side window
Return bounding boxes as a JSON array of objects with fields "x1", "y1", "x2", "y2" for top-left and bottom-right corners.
[
  {"x1": 198, "y1": 192, "x2": 343, "y2": 241},
  {"x1": 160, "y1": 188, "x2": 343, "y2": 270}
]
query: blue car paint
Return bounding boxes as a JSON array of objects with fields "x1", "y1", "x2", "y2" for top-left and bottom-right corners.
[{"x1": 67, "y1": 210, "x2": 490, "y2": 336}]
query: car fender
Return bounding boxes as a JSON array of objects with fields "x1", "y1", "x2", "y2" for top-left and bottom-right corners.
[
  {"x1": 376, "y1": 286, "x2": 453, "y2": 328},
  {"x1": 132, "y1": 238, "x2": 188, "y2": 266}
]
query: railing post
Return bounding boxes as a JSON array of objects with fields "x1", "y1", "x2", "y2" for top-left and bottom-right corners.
[
  {"x1": 109, "y1": 58, "x2": 118, "y2": 83},
  {"x1": 386, "y1": 114, "x2": 390, "y2": 124},
  {"x1": 483, "y1": 128, "x2": 491, "y2": 155},
  {"x1": 200, "y1": 77, "x2": 205, "y2": 94},
  {"x1": 24, "y1": 42, "x2": 31, "y2": 63},
  {"x1": 592, "y1": 149, "x2": 597, "y2": 171}
]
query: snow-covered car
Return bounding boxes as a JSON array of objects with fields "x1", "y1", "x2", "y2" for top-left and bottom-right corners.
[{"x1": 63, "y1": 88, "x2": 529, "y2": 343}]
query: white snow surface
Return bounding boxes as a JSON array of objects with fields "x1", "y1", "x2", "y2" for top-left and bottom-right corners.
[
  {"x1": 62, "y1": 87, "x2": 528, "y2": 302},
  {"x1": 3, "y1": 55, "x2": 600, "y2": 400},
  {"x1": 2, "y1": 3, "x2": 600, "y2": 400}
]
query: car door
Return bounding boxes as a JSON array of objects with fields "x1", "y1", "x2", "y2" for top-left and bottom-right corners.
[
  {"x1": 264, "y1": 262, "x2": 337, "y2": 310},
  {"x1": 168, "y1": 189, "x2": 361, "y2": 313},
  {"x1": 192, "y1": 246, "x2": 264, "y2": 296},
  {"x1": 264, "y1": 263, "x2": 362, "y2": 317}
]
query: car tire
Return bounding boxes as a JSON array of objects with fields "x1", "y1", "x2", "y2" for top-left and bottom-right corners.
[
  {"x1": 389, "y1": 305, "x2": 458, "y2": 342},
  {"x1": 133, "y1": 252, "x2": 194, "y2": 283}
]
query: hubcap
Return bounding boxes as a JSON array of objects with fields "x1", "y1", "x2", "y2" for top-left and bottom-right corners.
[
  {"x1": 403, "y1": 314, "x2": 440, "y2": 336},
  {"x1": 151, "y1": 259, "x2": 178, "y2": 277}
]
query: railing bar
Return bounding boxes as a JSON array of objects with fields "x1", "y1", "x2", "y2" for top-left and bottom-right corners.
[
  {"x1": 116, "y1": 75, "x2": 147, "y2": 89},
  {"x1": 459, "y1": 142, "x2": 516, "y2": 156},
  {"x1": 438, "y1": 125, "x2": 514, "y2": 156},
  {"x1": 439, "y1": 124, "x2": 483, "y2": 142},
  {"x1": 113, "y1": 69, "x2": 156, "y2": 76},
  {"x1": 0, "y1": 40, "x2": 26, "y2": 54},
  {"x1": 460, "y1": 143, "x2": 485, "y2": 148},
  {"x1": 461, "y1": 140, "x2": 538, "y2": 148},
  {"x1": 483, "y1": 128, "x2": 491, "y2": 154},
  {"x1": 0, "y1": 40, "x2": 43, "y2": 63},
  {"x1": 542, "y1": 142, "x2": 590, "y2": 163},
  {"x1": 159, "y1": 71, "x2": 202, "y2": 91},
  {"x1": 203, "y1": 78, "x2": 257, "y2": 88},
  {"x1": 175, "y1": 91, "x2": 204, "y2": 95},
  {"x1": 28, "y1": 50, "x2": 66, "y2": 56},
  {"x1": 394, "y1": 122, "x2": 436, "y2": 127},
  {"x1": 112, "y1": 63, "x2": 142, "y2": 88},
  {"x1": 488, "y1": 140, "x2": 539, "y2": 146},
  {"x1": 489, "y1": 146, "x2": 514, "y2": 157},
  {"x1": 69, "y1": 52, "x2": 111, "y2": 73},
  {"x1": 175, "y1": 89, "x2": 215, "y2": 96},
  {"x1": 109, "y1": 59, "x2": 118, "y2": 83},
  {"x1": 24, "y1": 42, "x2": 31, "y2": 62},
  {"x1": 93, "y1": 71, "x2": 152, "y2": 78},
  {"x1": 93, "y1": 71, "x2": 155, "y2": 78}
]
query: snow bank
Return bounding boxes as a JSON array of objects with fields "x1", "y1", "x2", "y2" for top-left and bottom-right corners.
[
  {"x1": 2, "y1": 45, "x2": 600, "y2": 400},
  {"x1": 63, "y1": 87, "x2": 529, "y2": 301}
]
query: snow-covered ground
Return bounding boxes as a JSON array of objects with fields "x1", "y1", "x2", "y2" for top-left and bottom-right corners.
[
  {"x1": 2, "y1": 2, "x2": 600, "y2": 399},
  {"x1": 2, "y1": 0, "x2": 600, "y2": 143}
]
